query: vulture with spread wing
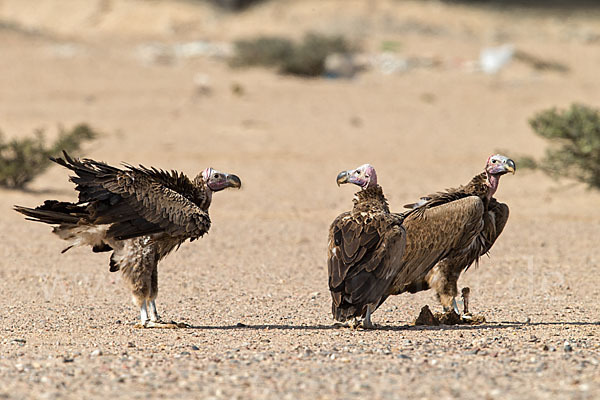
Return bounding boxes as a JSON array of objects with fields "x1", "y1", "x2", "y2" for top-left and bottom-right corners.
[
  {"x1": 328, "y1": 164, "x2": 406, "y2": 328},
  {"x1": 14, "y1": 151, "x2": 241, "y2": 328},
  {"x1": 398, "y1": 154, "x2": 515, "y2": 314}
]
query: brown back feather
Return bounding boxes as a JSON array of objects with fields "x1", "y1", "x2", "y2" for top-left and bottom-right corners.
[{"x1": 328, "y1": 186, "x2": 406, "y2": 322}]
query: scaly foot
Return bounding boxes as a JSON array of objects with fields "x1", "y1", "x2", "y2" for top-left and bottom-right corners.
[{"x1": 358, "y1": 320, "x2": 378, "y2": 330}]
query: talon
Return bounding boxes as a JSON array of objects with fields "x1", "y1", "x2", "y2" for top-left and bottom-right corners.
[
  {"x1": 144, "y1": 321, "x2": 180, "y2": 329},
  {"x1": 359, "y1": 321, "x2": 378, "y2": 330},
  {"x1": 348, "y1": 318, "x2": 360, "y2": 330}
]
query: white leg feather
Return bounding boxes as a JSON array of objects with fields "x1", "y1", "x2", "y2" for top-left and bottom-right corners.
[
  {"x1": 140, "y1": 300, "x2": 148, "y2": 326},
  {"x1": 148, "y1": 300, "x2": 159, "y2": 322},
  {"x1": 452, "y1": 297, "x2": 460, "y2": 316}
]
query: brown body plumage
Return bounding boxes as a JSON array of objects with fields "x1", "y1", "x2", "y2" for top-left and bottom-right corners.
[
  {"x1": 327, "y1": 163, "x2": 500, "y2": 327},
  {"x1": 14, "y1": 152, "x2": 241, "y2": 327},
  {"x1": 398, "y1": 155, "x2": 514, "y2": 312},
  {"x1": 328, "y1": 184, "x2": 406, "y2": 327},
  {"x1": 328, "y1": 157, "x2": 514, "y2": 327}
]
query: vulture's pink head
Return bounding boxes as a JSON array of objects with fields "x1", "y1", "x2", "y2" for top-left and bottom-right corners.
[
  {"x1": 336, "y1": 164, "x2": 378, "y2": 189},
  {"x1": 485, "y1": 154, "x2": 516, "y2": 176},
  {"x1": 484, "y1": 154, "x2": 515, "y2": 199},
  {"x1": 201, "y1": 168, "x2": 242, "y2": 192}
]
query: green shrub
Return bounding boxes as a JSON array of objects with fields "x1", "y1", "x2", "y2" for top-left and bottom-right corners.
[
  {"x1": 230, "y1": 33, "x2": 355, "y2": 77},
  {"x1": 0, "y1": 123, "x2": 97, "y2": 189},
  {"x1": 527, "y1": 103, "x2": 600, "y2": 189}
]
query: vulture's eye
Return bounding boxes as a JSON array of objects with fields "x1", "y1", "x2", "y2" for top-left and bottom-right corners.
[{"x1": 214, "y1": 174, "x2": 221, "y2": 179}]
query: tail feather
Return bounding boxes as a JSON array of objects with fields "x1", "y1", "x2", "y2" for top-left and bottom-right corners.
[
  {"x1": 15, "y1": 200, "x2": 110, "y2": 252},
  {"x1": 14, "y1": 201, "x2": 85, "y2": 225}
]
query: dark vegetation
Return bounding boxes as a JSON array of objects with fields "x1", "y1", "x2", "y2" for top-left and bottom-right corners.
[
  {"x1": 204, "y1": 0, "x2": 265, "y2": 11},
  {"x1": 520, "y1": 104, "x2": 600, "y2": 189},
  {"x1": 229, "y1": 33, "x2": 355, "y2": 77},
  {"x1": 0, "y1": 124, "x2": 97, "y2": 189}
]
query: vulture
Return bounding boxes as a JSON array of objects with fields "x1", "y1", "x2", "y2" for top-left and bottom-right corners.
[
  {"x1": 328, "y1": 164, "x2": 407, "y2": 328},
  {"x1": 328, "y1": 155, "x2": 515, "y2": 327},
  {"x1": 14, "y1": 151, "x2": 241, "y2": 328},
  {"x1": 398, "y1": 154, "x2": 516, "y2": 314}
]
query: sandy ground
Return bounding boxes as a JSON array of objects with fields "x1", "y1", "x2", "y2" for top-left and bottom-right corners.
[{"x1": 1, "y1": 1, "x2": 600, "y2": 399}]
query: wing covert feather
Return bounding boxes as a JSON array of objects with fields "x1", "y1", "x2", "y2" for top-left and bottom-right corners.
[
  {"x1": 53, "y1": 152, "x2": 211, "y2": 241},
  {"x1": 328, "y1": 211, "x2": 406, "y2": 316},
  {"x1": 392, "y1": 196, "x2": 484, "y2": 291}
]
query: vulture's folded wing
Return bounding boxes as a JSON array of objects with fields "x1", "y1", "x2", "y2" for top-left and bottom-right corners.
[
  {"x1": 480, "y1": 198, "x2": 510, "y2": 255},
  {"x1": 392, "y1": 196, "x2": 485, "y2": 292},
  {"x1": 328, "y1": 211, "x2": 406, "y2": 320},
  {"x1": 52, "y1": 152, "x2": 211, "y2": 241}
]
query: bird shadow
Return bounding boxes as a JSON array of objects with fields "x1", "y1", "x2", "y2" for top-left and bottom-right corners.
[
  {"x1": 180, "y1": 321, "x2": 555, "y2": 331},
  {"x1": 498, "y1": 320, "x2": 600, "y2": 327}
]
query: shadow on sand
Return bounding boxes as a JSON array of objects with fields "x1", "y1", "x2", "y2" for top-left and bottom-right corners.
[{"x1": 179, "y1": 320, "x2": 600, "y2": 331}]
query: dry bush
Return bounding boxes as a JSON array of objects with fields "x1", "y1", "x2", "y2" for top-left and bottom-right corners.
[
  {"x1": 0, "y1": 124, "x2": 97, "y2": 189},
  {"x1": 524, "y1": 103, "x2": 600, "y2": 189},
  {"x1": 230, "y1": 33, "x2": 355, "y2": 77},
  {"x1": 206, "y1": 0, "x2": 264, "y2": 11}
]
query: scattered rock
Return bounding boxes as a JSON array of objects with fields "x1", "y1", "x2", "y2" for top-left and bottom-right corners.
[
  {"x1": 435, "y1": 310, "x2": 461, "y2": 325},
  {"x1": 563, "y1": 341, "x2": 573, "y2": 352},
  {"x1": 414, "y1": 305, "x2": 485, "y2": 326},
  {"x1": 415, "y1": 305, "x2": 439, "y2": 326},
  {"x1": 231, "y1": 83, "x2": 245, "y2": 96},
  {"x1": 90, "y1": 349, "x2": 102, "y2": 357}
]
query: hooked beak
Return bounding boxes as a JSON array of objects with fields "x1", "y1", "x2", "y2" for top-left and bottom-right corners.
[
  {"x1": 505, "y1": 159, "x2": 516, "y2": 174},
  {"x1": 336, "y1": 170, "x2": 349, "y2": 186},
  {"x1": 226, "y1": 174, "x2": 242, "y2": 189}
]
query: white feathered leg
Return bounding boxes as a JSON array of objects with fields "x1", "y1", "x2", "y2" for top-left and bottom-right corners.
[
  {"x1": 452, "y1": 297, "x2": 460, "y2": 316},
  {"x1": 148, "y1": 300, "x2": 160, "y2": 322},
  {"x1": 138, "y1": 299, "x2": 148, "y2": 327}
]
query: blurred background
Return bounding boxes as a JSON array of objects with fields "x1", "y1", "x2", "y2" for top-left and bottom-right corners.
[
  {"x1": 2, "y1": 0, "x2": 600, "y2": 189},
  {"x1": 2, "y1": 0, "x2": 600, "y2": 233}
]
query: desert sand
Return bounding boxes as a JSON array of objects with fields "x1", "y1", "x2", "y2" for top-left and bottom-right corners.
[{"x1": 1, "y1": 1, "x2": 599, "y2": 399}]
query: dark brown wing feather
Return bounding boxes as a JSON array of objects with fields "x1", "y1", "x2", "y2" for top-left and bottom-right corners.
[
  {"x1": 51, "y1": 152, "x2": 211, "y2": 241},
  {"x1": 328, "y1": 211, "x2": 406, "y2": 322},
  {"x1": 480, "y1": 198, "x2": 509, "y2": 255},
  {"x1": 390, "y1": 196, "x2": 485, "y2": 294}
]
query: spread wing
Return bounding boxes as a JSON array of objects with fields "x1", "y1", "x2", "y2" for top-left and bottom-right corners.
[
  {"x1": 53, "y1": 151, "x2": 211, "y2": 241},
  {"x1": 390, "y1": 196, "x2": 485, "y2": 293},
  {"x1": 328, "y1": 211, "x2": 406, "y2": 322}
]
